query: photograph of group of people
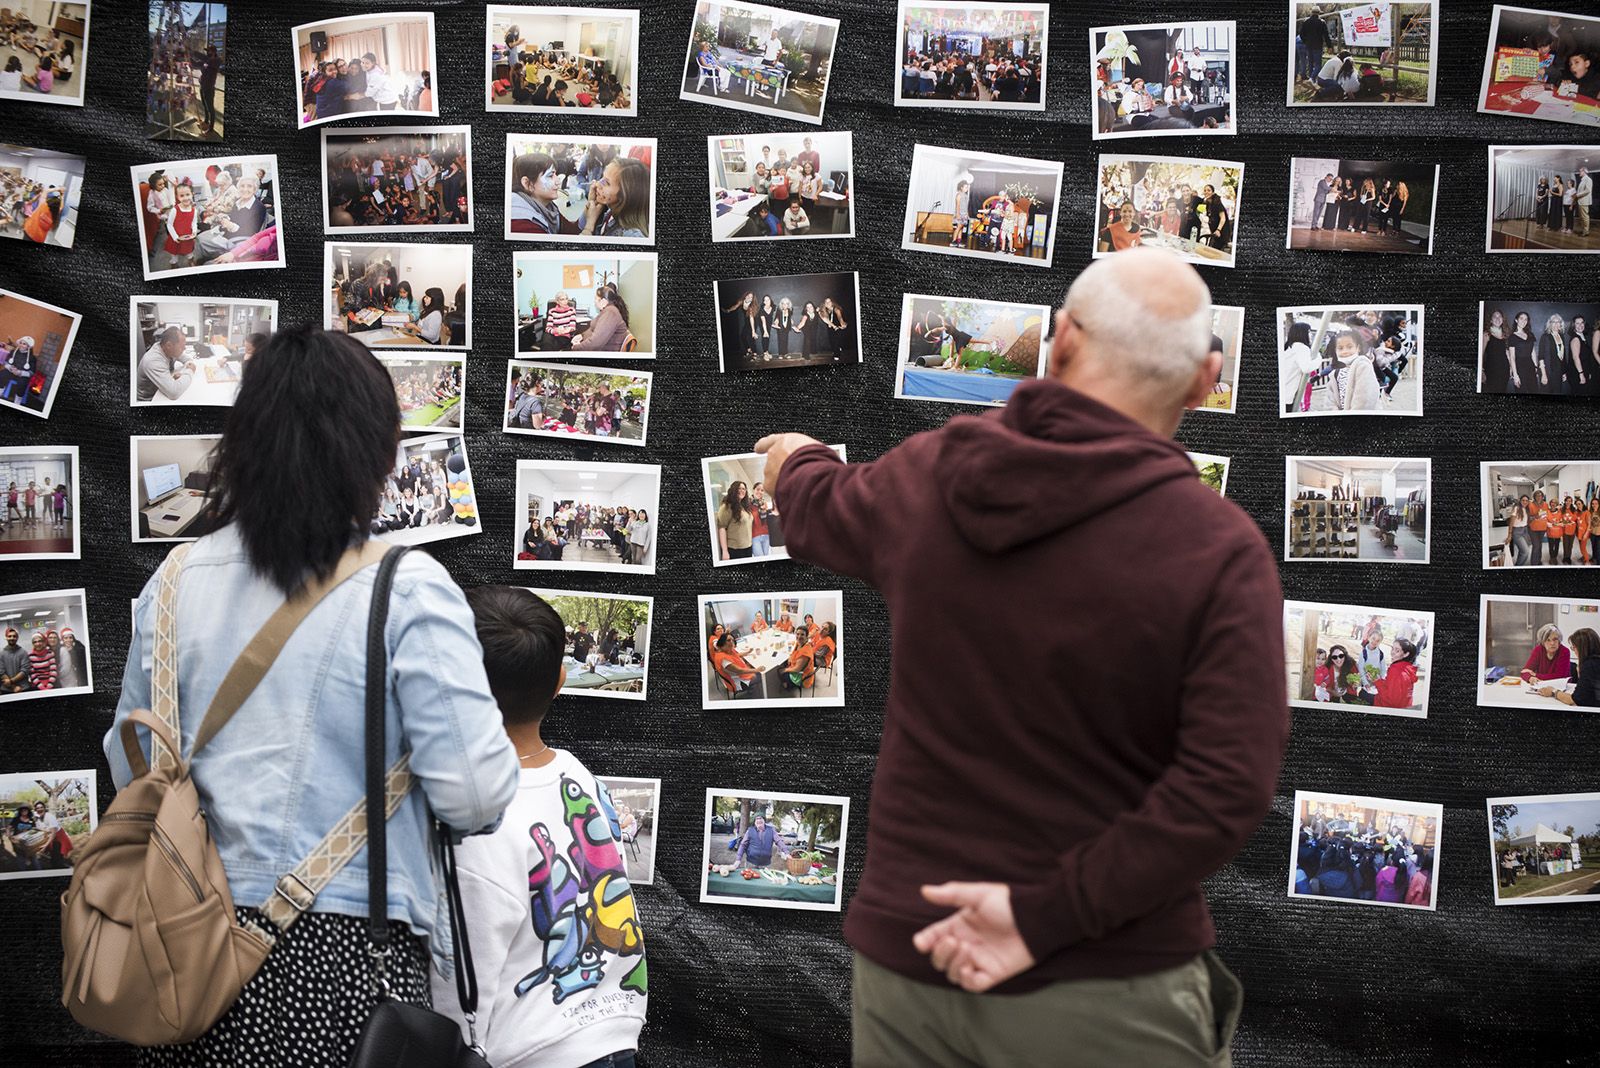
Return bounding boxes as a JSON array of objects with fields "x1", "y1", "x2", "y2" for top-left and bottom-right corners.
[
  {"x1": 599, "y1": 776, "x2": 660, "y2": 885},
  {"x1": 1191, "y1": 452, "x2": 1230, "y2": 495},
  {"x1": 321, "y1": 126, "x2": 471, "y2": 233},
  {"x1": 0, "y1": 1, "x2": 88, "y2": 107},
  {"x1": 1479, "y1": 300, "x2": 1600, "y2": 394},
  {"x1": 1477, "y1": 594, "x2": 1600, "y2": 711},
  {"x1": 514, "y1": 459, "x2": 660, "y2": 574},
  {"x1": 129, "y1": 434, "x2": 216, "y2": 543},
  {"x1": 903, "y1": 144, "x2": 1062, "y2": 266},
  {"x1": 131, "y1": 154, "x2": 283, "y2": 279},
  {"x1": 0, "y1": 287, "x2": 81, "y2": 419},
  {"x1": 1290, "y1": 2, "x2": 1439, "y2": 105},
  {"x1": 0, "y1": 447, "x2": 77, "y2": 561},
  {"x1": 506, "y1": 135, "x2": 654, "y2": 242},
  {"x1": 715, "y1": 272, "x2": 861, "y2": 371},
  {"x1": 1489, "y1": 792, "x2": 1600, "y2": 904},
  {"x1": 1093, "y1": 20, "x2": 1235, "y2": 138},
  {"x1": 513, "y1": 251, "x2": 657, "y2": 358},
  {"x1": 294, "y1": 12, "x2": 437, "y2": 127},
  {"x1": 1285, "y1": 601, "x2": 1434, "y2": 717},
  {"x1": 529, "y1": 589, "x2": 651, "y2": 700},
  {"x1": 707, "y1": 132, "x2": 852, "y2": 241},
  {"x1": 1277, "y1": 305, "x2": 1424, "y2": 416},
  {"x1": 147, "y1": 1, "x2": 224, "y2": 140},
  {"x1": 702, "y1": 448, "x2": 843, "y2": 566},
  {"x1": 488, "y1": 5, "x2": 638, "y2": 114},
  {"x1": 1479, "y1": 5, "x2": 1600, "y2": 129},
  {"x1": 370, "y1": 433, "x2": 479, "y2": 547},
  {"x1": 1285, "y1": 456, "x2": 1432, "y2": 563},
  {"x1": 1094, "y1": 154, "x2": 1243, "y2": 268},
  {"x1": 1483, "y1": 461, "x2": 1600, "y2": 568},
  {"x1": 895, "y1": 2, "x2": 1046, "y2": 110},
  {"x1": 0, "y1": 589, "x2": 92, "y2": 705},
  {"x1": 895, "y1": 294, "x2": 1047, "y2": 407},
  {"x1": 129, "y1": 296, "x2": 274, "y2": 407},
  {"x1": 1289, "y1": 791, "x2": 1441, "y2": 910},
  {"x1": 682, "y1": 0, "x2": 839, "y2": 124},
  {"x1": 381, "y1": 354, "x2": 463, "y2": 433},
  {"x1": 699, "y1": 790, "x2": 849, "y2": 911},
  {"x1": 325, "y1": 241, "x2": 471, "y2": 350},
  {"x1": 699, "y1": 591, "x2": 843, "y2": 708},
  {"x1": 1, "y1": 143, "x2": 84, "y2": 248},
  {"x1": 1287, "y1": 156, "x2": 1438, "y2": 254},
  {"x1": 1488, "y1": 144, "x2": 1600, "y2": 252},
  {"x1": 0, "y1": 771, "x2": 94, "y2": 880},
  {"x1": 504, "y1": 362, "x2": 649, "y2": 445}
]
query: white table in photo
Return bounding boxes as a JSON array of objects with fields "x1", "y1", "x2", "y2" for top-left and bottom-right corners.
[
  {"x1": 142, "y1": 488, "x2": 208, "y2": 539},
  {"x1": 734, "y1": 629, "x2": 800, "y2": 699},
  {"x1": 715, "y1": 48, "x2": 791, "y2": 104},
  {"x1": 712, "y1": 189, "x2": 767, "y2": 240},
  {"x1": 147, "y1": 346, "x2": 240, "y2": 406},
  {"x1": 1479, "y1": 678, "x2": 1580, "y2": 710},
  {"x1": 563, "y1": 656, "x2": 646, "y2": 691}
]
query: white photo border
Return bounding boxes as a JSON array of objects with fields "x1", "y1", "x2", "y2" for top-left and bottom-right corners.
[
  {"x1": 1089, "y1": 19, "x2": 1238, "y2": 140},
  {"x1": 0, "y1": 590, "x2": 95, "y2": 705},
  {"x1": 892, "y1": 293, "x2": 1049, "y2": 407},
  {"x1": 291, "y1": 12, "x2": 440, "y2": 129},
  {"x1": 701, "y1": 446, "x2": 845, "y2": 567},
  {"x1": 0, "y1": 446, "x2": 80, "y2": 560},
  {"x1": 0, "y1": 286, "x2": 82, "y2": 420},
  {"x1": 319, "y1": 124, "x2": 474, "y2": 235},
  {"x1": 696, "y1": 589, "x2": 846, "y2": 710},
  {"x1": 503, "y1": 134, "x2": 658, "y2": 244},
  {"x1": 503, "y1": 360, "x2": 652, "y2": 447},
  {"x1": 511, "y1": 458, "x2": 663, "y2": 575},
  {"x1": 893, "y1": 1, "x2": 1049, "y2": 113},
  {"x1": 523, "y1": 587, "x2": 654, "y2": 702},
  {"x1": 1288, "y1": 789, "x2": 1442, "y2": 911},
  {"x1": 1274, "y1": 303, "x2": 1426, "y2": 418},
  {"x1": 322, "y1": 240, "x2": 473, "y2": 351},
  {"x1": 677, "y1": 0, "x2": 842, "y2": 126},
  {"x1": 1282, "y1": 455, "x2": 1433, "y2": 565},
  {"x1": 1286, "y1": 1, "x2": 1439, "y2": 108},
  {"x1": 1283, "y1": 599, "x2": 1437, "y2": 719},
  {"x1": 902, "y1": 143, "x2": 1064, "y2": 269},
  {"x1": 128, "y1": 155, "x2": 288, "y2": 282},
  {"x1": 698, "y1": 786, "x2": 851, "y2": 911}
]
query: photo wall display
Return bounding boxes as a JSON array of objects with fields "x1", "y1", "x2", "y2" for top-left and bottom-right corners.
[
  {"x1": 379, "y1": 354, "x2": 464, "y2": 434},
  {"x1": 1285, "y1": 156, "x2": 1438, "y2": 255},
  {"x1": 699, "y1": 591, "x2": 843, "y2": 709},
  {"x1": 894, "y1": 294, "x2": 1049, "y2": 407},
  {"x1": 372, "y1": 433, "x2": 480, "y2": 547},
  {"x1": 1487, "y1": 144, "x2": 1600, "y2": 254},
  {"x1": 706, "y1": 132, "x2": 854, "y2": 242},
  {"x1": 513, "y1": 459, "x2": 661, "y2": 575},
  {"x1": 1476, "y1": 594, "x2": 1600, "y2": 713},
  {"x1": 0, "y1": 1, "x2": 92, "y2": 109},
  {"x1": 504, "y1": 360, "x2": 651, "y2": 446},
  {"x1": 0, "y1": 287, "x2": 83, "y2": 419},
  {"x1": 320, "y1": 125, "x2": 473, "y2": 234},
  {"x1": 1481, "y1": 461, "x2": 1600, "y2": 569},
  {"x1": 700, "y1": 789, "x2": 850, "y2": 911},
  {"x1": 324, "y1": 241, "x2": 472, "y2": 350},
  {"x1": 1478, "y1": 5, "x2": 1600, "y2": 130},
  {"x1": 1, "y1": 144, "x2": 86, "y2": 249},
  {"x1": 147, "y1": 1, "x2": 227, "y2": 142},
  {"x1": 903, "y1": 144, "x2": 1063, "y2": 268},
  {"x1": 680, "y1": 0, "x2": 842, "y2": 125},
  {"x1": 1189, "y1": 452, "x2": 1230, "y2": 496},
  {"x1": 702, "y1": 447, "x2": 845, "y2": 566},
  {"x1": 505, "y1": 135, "x2": 656, "y2": 243},
  {"x1": 1285, "y1": 601, "x2": 1435, "y2": 718},
  {"x1": 129, "y1": 154, "x2": 285, "y2": 280},
  {"x1": 1284, "y1": 456, "x2": 1432, "y2": 564}
]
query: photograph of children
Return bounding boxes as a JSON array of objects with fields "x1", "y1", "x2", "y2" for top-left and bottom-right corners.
[
  {"x1": 1477, "y1": 594, "x2": 1600, "y2": 711},
  {"x1": 0, "y1": 771, "x2": 94, "y2": 879},
  {"x1": 1482, "y1": 461, "x2": 1600, "y2": 568},
  {"x1": 700, "y1": 789, "x2": 849, "y2": 910},
  {"x1": 1285, "y1": 601, "x2": 1434, "y2": 717},
  {"x1": 1488, "y1": 145, "x2": 1600, "y2": 253},
  {"x1": 1286, "y1": 156, "x2": 1438, "y2": 254},
  {"x1": 0, "y1": 144, "x2": 85, "y2": 248},
  {"x1": 1285, "y1": 456, "x2": 1431, "y2": 563},
  {"x1": 903, "y1": 144, "x2": 1062, "y2": 267},
  {"x1": 130, "y1": 155, "x2": 283, "y2": 280},
  {"x1": 895, "y1": 294, "x2": 1047, "y2": 407},
  {"x1": 1479, "y1": 6, "x2": 1600, "y2": 129},
  {"x1": 715, "y1": 272, "x2": 861, "y2": 371},
  {"x1": 1489, "y1": 793, "x2": 1600, "y2": 903},
  {"x1": 0, "y1": 447, "x2": 77, "y2": 560},
  {"x1": 513, "y1": 460, "x2": 661, "y2": 574},
  {"x1": 379, "y1": 354, "x2": 463, "y2": 433},
  {"x1": 707, "y1": 132, "x2": 853, "y2": 241},
  {"x1": 293, "y1": 12, "x2": 437, "y2": 128},
  {"x1": 699, "y1": 591, "x2": 843, "y2": 708},
  {"x1": 0, "y1": 590, "x2": 92, "y2": 704},
  {"x1": 129, "y1": 296, "x2": 275, "y2": 407},
  {"x1": 702, "y1": 448, "x2": 844, "y2": 567},
  {"x1": 488, "y1": 6, "x2": 638, "y2": 115},
  {"x1": 598, "y1": 777, "x2": 660, "y2": 885},
  {"x1": 130, "y1": 434, "x2": 217, "y2": 543},
  {"x1": 529, "y1": 589, "x2": 652, "y2": 700},
  {"x1": 1189, "y1": 452, "x2": 1229, "y2": 496},
  {"x1": 321, "y1": 126, "x2": 471, "y2": 233},
  {"x1": 505, "y1": 362, "x2": 650, "y2": 446},
  {"x1": 147, "y1": 2, "x2": 225, "y2": 140},
  {"x1": 0, "y1": 1, "x2": 89, "y2": 107},
  {"x1": 1289, "y1": 790, "x2": 1440, "y2": 910},
  {"x1": 895, "y1": 3, "x2": 1046, "y2": 111},
  {"x1": 1277, "y1": 305, "x2": 1423, "y2": 417},
  {"x1": 506, "y1": 135, "x2": 655, "y2": 243},
  {"x1": 514, "y1": 252, "x2": 657, "y2": 358},
  {"x1": 0, "y1": 288, "x2": 81, "y2": 419},
  {"x1": 370, "y1": 433, "x2": 480, "y2": 547},
  {"x1": 324, "y1": 241, "x2": 471, "y2": 350},
  {"x1": 1094, "y1": 154, "x2": 1243, "y2": 268},
  {"x1": 1479, "y1": 301, "x2": 1600, "y2": 394},
  {"x1": 1195, "y1": 305, "x2": 1244, "y2": 413},
  {"x1": 1093, "y1": 21, "x2": 1235, "y2": 138},
  {"x1": 1290, "y1": 2, "x2": 1438, "y2": 106},
  {"x1": 682, "y1": 1, "x2": 840, "y2": 125}
]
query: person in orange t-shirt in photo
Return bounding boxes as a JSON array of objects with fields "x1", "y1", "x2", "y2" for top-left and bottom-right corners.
[
  {"x1": 1528, "y1": 490, "x2": 1549, "y2": 566},
  {"x1": 707, "y1": 623, "x2": 725, "y2": 661},
  {"x1": 710, "y1": 633, "x2": 760, "y2": 697},
  {"x1": 783, "y1": 637, "x2": 815, "y2": 690},
  {"x1": 776, "y1": 614, "x2": 795, "y2": 633},
  {"x1": 751, "y1": 613, "x2": 768, "y2": 632},
  {"x1": 1561, "y1": 497, "x2": 1580, "y2": 564},
  {"x1": 1577, "y1": 502, "x2": 1593, "y2": 565},
  {"x1": 1545, "y1": 496, "x2": 1566, "y2": 565},
  {"x1": 803, "y1": 613, "x2": 820, "y2": 643},
  {"x1": 813, "y1": 622, "x2": 838, "y2": 673}
]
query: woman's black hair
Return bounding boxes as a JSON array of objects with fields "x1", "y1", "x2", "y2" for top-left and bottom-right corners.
[
  {"x1": 1286, "y1": 320, "x2": 1313, "y2": 347},
  {"x1": 512, "y1": 151, "x2": 557, "y2": 194},
  {"x1": 598, "y1": 283, "x2": 629, "y2": 327},
  {"x1": 422, "y1": 287, "x2": 446, "y2": 316},
  {"x1": 5, "y1": 57, "x2": 21, "y2": 73},
  {"x1": 1391, "y1": 638, "x2": 1419, "y2": 666},
  {"x1": 722, "y1": 480, "x2": 750, "y2": 518},
  {"x1": 209, "y1": 326, "x2": 399, "y2": 594},
  {"x1": 397, "y1": 279, "x2": 413, "y2": 300}
]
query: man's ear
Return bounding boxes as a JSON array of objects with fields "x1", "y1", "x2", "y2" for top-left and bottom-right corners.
[{"x1": 1182, "y1": 349, "x2": 1225, "y2": 410}]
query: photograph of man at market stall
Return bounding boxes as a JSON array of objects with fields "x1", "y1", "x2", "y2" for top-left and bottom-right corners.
[
  {"x1": 1289, "y1": 789, "x2": 1441, "y2": 909},
  {"x1": 1488, "y1": 791, "x2": 1600, "y2": 904},
  {"x1": 698, "y1": 590, "x2": 843, "y2": 708},
  {"x1": 699, "y1": 789, "x2": 849, "y2": 911}
]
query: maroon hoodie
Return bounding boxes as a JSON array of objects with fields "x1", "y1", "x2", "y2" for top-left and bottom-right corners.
[{"x1": 778, "y1": 378, "x2": 1288, "y2": 993}]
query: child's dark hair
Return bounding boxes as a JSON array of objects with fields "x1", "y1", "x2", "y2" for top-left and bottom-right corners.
[{"x1": 465, "y1": 586, "x2": 565, "y2": 724}]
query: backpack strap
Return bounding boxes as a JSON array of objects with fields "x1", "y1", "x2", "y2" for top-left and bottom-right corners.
[{"x1": 148, "y1": 544, "x2": 195, "y2": 772}]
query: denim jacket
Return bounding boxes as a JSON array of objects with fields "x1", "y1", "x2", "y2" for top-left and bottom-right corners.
[{"x1": 106, "y1": 526, "x2": 519, "y2": 969}]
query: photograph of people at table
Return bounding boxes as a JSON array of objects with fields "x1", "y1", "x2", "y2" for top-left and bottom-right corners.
[
  {"x1": 130, "y1": 154, "x2": 283, "y2": 279},
  {"x1": 147, "y1": 1, "x2": 226, "y2": 140},
  {"x1": 0, "y1": 446, "x2": 78, "y2": 561},
  {"x1": 0, "y1": 589, "x2": 93, "y2": 706},
  {"x1": 1190, "y1": 452, "x2": 1229, "y2": 495},
  {"x1": 504, "y1": 361, "x2": 650, "y2": 446},
  {"x1": 513, "y1": 251, "x2": 657, "y2": 358},
  {"x1": 698, "y1": 591, "x2": 843, "y2": 708},
  {"x1": 1478, "y1": 300, "x2": 1600, "y2": 394},
  {"x1": 0, "y1": 0, "x2": 90, "y2": 108},
  {"x1": 1277, "y1": 305, "x2": 1423, "y2": 416},
  {"x1": 1488, "y1": 144, "x2": 1600, "y2": 253},
  {"x1": 1289, "y1": 2, "x2": 1438, "y2": 106},
  {"x1": 1285, "y1": 456, "x2": 1431, "y2": 563},
  {"x1": 903, "y1": 144, "x2": 1062, "y2": 267},
  {"x1": 1481, "y1": 461, "x2": 1600, "y2": 568},
  {"x1": 1477, "y1": 594, "x2": 1600, "y2": 711},
  {"x1": 513, "y1": 459, "x2": 660, "y2": 575},
  {"x1": 1092, "y1": 20, "x2": 1235, "y2": 138},
  {"x1": 895, "y1": 2, "x2": 1045, "y2": 110},
  {"x1": 0, "y1": 770, "x2": 95, "y2": 880},
  {"x1": 0, "y1": 287, "x2": 82, "y2": 419},
  {"x1": 0, "y1": 144, "x2": 85, "y2": 249},
  {"x1": 714, "y1": 272, "x2": 861, "y2": 371},
  {"x1": 700, "y1": 789, "x2": 848, "y2": 910},
  {"x1": 292, "y1": 12, "x2": 437, "y2": 127},
  {"x1": 324, "y1": 241, "x2": 470, "y2": 350},
  {"x1": 1289, "y1": 790, "x2": 1440, "y2": 910},
  {"x1": 707, "y1": 132, "x2": 853, "y2": 241},
  {"x1": 379, "y1": 354, "x2": 462, "y2": 433},
  {"x1": 702, "y1": 448, "x2": 843, "y2": 566},
  {"x1": 128, "y1": 296, "x2": 274, "y2": 407},
  {"x1": 369, "y1": 432, "x2": 479, "y2": 547},
  {"x1": 1284, "y1": 601, "x2": 1434, "y2": 718},
  {"x1": 1094, "y1": 153, "x2": 1242, "y2": 268},
  {"x1": 320, "y1": 125, "x2": 471, "y2": 233},
  {"x1": 525, "y1": 589, "x2": 651, "y2": 700},
  {"x1": 1488, "y1": 792, "x2": 1600, "y2": 904},
  {"x1": 598, "y1": 776, "x2": 661, "y2": 885},
  {"x1": 681, "y1": 0, "x2": 839, "y2": 124},
  {"x1": 487, "y1": 5, "x2": 638, "y2": 114},
  {"x1": 895, "y1": 294, "x2": 1047, "y2": 407},
  {"x1": 1479, "y1": 5, "x2": 1600, "y2": 129},
  {"x1": 1286, "y1": 156, "x2": 1437, "y2": 254},
  {"x1": 505, "y1": 135, "x2": 654, "y2": 243}
]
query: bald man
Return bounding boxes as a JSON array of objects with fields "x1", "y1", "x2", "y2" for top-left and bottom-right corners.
[
  {"x1": 136, "y1": 326, "x2": 195, "y2": 402},
  {"x1": 758, "y1": 249, "x2": 1287, "y2": 1066}
]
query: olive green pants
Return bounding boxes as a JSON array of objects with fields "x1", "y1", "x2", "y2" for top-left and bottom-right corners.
[{"x1": 852, "y1": 950, "x2": 1242, "y2": 1068}]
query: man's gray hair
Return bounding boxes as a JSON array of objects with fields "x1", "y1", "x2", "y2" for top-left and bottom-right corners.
[{"x1": 1064, "y1": 250, "x2": 1213, "y2": 398}]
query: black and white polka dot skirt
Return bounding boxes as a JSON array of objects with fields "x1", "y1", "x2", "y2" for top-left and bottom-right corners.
[{"x1": 138, "y1": 906, "x2": 432, "y2": 1068}]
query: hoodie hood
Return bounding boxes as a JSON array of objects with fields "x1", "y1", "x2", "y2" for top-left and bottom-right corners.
[{"x1": 940, "y1": 378, "x2": 1199, "y2": 554}]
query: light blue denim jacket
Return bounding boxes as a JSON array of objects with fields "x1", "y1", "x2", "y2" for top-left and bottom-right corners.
[{"x1": 105, "y1": 526, "x2": 520, "y2": 968}]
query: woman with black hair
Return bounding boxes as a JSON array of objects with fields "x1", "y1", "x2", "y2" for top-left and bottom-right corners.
[
  {"x1": 1508, "y1": 310, "x2": 1537, "y2": 393},
  {"x1": 722, "y1": 291, "x2": 758, "y2": 361},
  {"x1": 1547, "y1": 627, "x2": 1600, "y2": 707},
  {"x1": 509, "y1": 150, "x2": 563, "y2": 234},
  {"x1": 1278, "y1": 319, "x2": 1319, "y2": 414},
  {"x1": 1373, "y1": 638, "x2": 1421, "y2": 710},
  {"x1": 820, "y1": 297, "x2": 850, "y2": 359},
  {"x1": 1315, "y1": 645, "x2": 1360, "y2": 703},
  {"x1": 401, "y1": 286, "x2": 447, "y2": 344},
  {"x1": 572, "y1": 284, "x2": 630, "y2": 351}
]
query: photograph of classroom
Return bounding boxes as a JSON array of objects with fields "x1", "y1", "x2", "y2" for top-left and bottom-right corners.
[
  {"x1": 326, "y1": 242, "x2": 470, "y2": 349},
  {"x1": 1277, "y1": 306, "x2": 1422, "y2": 416},
  {"x1": 904, "y1": 144, "x2": 1059, "y2": 263},
  {"x1": 1286, "y1": 456, "x2": 1430, "y2": 563},
  {"x1": 1285, "y1": 601, "x2": 1433, "y2": 717},
  {"x1": 130, "y1": 434, "x2": 217, "y2": 542},
  {"x1": 505, "y1": 363, "x2": 648, "y2": 443},
  {"x1": 147, "y1": 1, "x2": 225, "y2": 141},
  {"x1": 701, "y1": 592, "x2": 842, "y2": 706},
  {"x1": 0, "y1": 1, "x2": 88, "y2": 106},
  {"x1": 1291, "y1": 2, "x2": 1437, "y2": 105},
  {"x1": 0, "y1": 144, "x2": 83, "y2": 248},
  {"x1": 0, "y1": 447, "x2": 76, "y2": 559},
  {"x1": 701, "y1": 791, "x2": 847, "y2": 909},
  {"x1": 489, "y1": 5, "x2": 636, "y2": 112},
  {"x1": 514, "y1": 460, "x2": 659, "y2": 573},
  {"x1": 715, "y1": 272, "x2": 860, "y2": 371},
  {"x1": 533, "y1": 589, "x2": 650, "y2": 699},
  {"x1": 708, "y1": 132, "x2": 852, "y2": 240},
  {"x1": 513, "y1": 252, "x2": 655, "y2": 356},
  {"x1": 506, "y1": 137, "x2": 654, "y2": 241},
  {"x1": 1290, "y1": 790, "x2": 1440, "y2": 909},
  {"x1": 599, "y1": 776, "x2": 659, "y2": 885},
  {"x1": 1095, "y1": 154, "x2": 1241, "y2": 266},
  {"x1": 1479, "y1": 300, "x2": 1600, "y2": 394},
  {"x1": 1482, "y1": 461, "x2": 1600, "y2": 568},
  {"x1": 897, "y1": 3, "x2": 1045, "y2": 108},
  {"x1": 1093, "y1": 21, "x2": 1234, "y2": 136},
  {"x1": 0, "y1": 770, "x2": 95, "y2": 878},
  {"x1": 1489, "y1": 793, "x2": 1600, "y2": 903},
  {"x1": 0, "y1": 589, "x2": 92, "y2": 704},
  {"x1": 1479, "y1": 6, "x2": 1600, "y2": 129},
  {"x1": 371, "y1": 433, "x2": 479, "y2": 547},
  {"x1": 897, "y1": 295, "x2": 1046, "y2": 406},
  {"x1": 703, "y1": 449, "x2": 839, "y2": 564},
  {"x1": 131, "y1": 297, "x2": 274, "y2": 406},
  {"x1": 684, "y1": 1, "x2": 838, "y2": 122},
  {"x1": 1478, "y1": 595, "x2": 1600, "y2": 712},
  {"x1": 1, "y1": 289, "x2": 79, "y2": 418},
  {"x1": 381, "y1": 355, "x2": 462, "y2": 432},
  {"x1": 323, "y1": 127, "x2": 471, "y2": 231},
  {"x1": 1287, "y1": 157, "x2": 1436, "y2": 254},
  {"x1": 133, "y1": 156, "x2": 280, "y2": 276},
  {"x1": 295, "y1": 13, "x2": 435, "y2": 127},
  {"x1": 1489, "y1": 145, "x2": 1600, "y2": 253}
]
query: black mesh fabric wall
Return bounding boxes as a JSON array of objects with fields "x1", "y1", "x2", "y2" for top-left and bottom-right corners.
[{"x1": 4, "y1": 2, "x2": 1598, "y2": 1065}]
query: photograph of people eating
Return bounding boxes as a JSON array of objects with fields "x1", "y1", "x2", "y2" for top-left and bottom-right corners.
[
  {"x1": 322, "y1": 127, "x2": 470, "y2": 231},
  {"x1": 488, "y1": 5, "x2": 637, "y2": 113},
  {"x1": 700, "y1": 591, "x2": 842, "y2": 707},
  {"x1": 326, "y1": 242, "x2": 470, "y2": 349},
  {"x1": 1093, "y1": 20, "x2": 1233, "y2": 137},
  {"x1": 382, "y1": 355, "x2": 462, "y2": 431},
  {"x1": 1478, "y1": 595, "x2": 1600, "y2": 711},
  {"x1": 133, "y1": 155, "x2": 281, "y2": 277},
  {"x1": 530, "y1": 589, "x2": 650, "y2": 698},
  {"x1": 1285, "y1": 601, "x2": 1433, "y2": 717},
  {"x1": 896, "y1": 2, "x2": 1045, "y2": 109},
  {"x1": 1483, "y1": 461, "x2": 1600, "y2": 568},
  {"x1": 506, "y1": 136, "x2": 654, "y2": 242},
  {"x1": 708, "y1": 132, "x2": 852, "y2": 240},
  {"x1": 1095, "y1": 154, "x2": 1241, "y2": 266},
  {"x1": 700, "y1": 791, "x2": 847, "y2": 910}
]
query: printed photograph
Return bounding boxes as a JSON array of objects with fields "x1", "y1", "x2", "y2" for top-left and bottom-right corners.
[
  {"x1": 148, "y1": 1, "x2": 226, "y2": 140},
  {"x1": 1489, "y1": 793, "x2": 1600, "y2": 904},
  {"x1": 1482, "y1": 461, "x2": 1600, "y2": 568},
  {"x1": 1286, "y1": 156, "x2": 1437, "y2": 254},
  {"x1": 1479, "y1": 300, "x2": 1600, "y2": 394},
  {"x1": 370, "y1": 433, "x2": 479, "y2": 548},
  {"x1": 1478, "y1": 595, "x2": 1600, "y2": 712},
  {"x1": 1095, "y1": 154, "x2": 1243, "y2": 268},
  {"x1": 699, "y1": 591, "x2": 844, "y2": 709},
  {"x1": 1190, "y1": 452, "x2": 1229, "y2": 495},
  {"x1": 1, "y1": 144, "x2": 85, "y2": 248},
  {"x1": 1290, "y1": 2, "x2": 1438, "y2": 106},
  {"x1": 0, "y1": 771, "x2": 95, "y2": 878},
  {"x1": 294, "y1": 12, "x2": 437, "y2": 128},
  {"x1": 488, "y1": 5, "x2": 638, "y2": 114},
  {"x1": 504, "y1": 362, "x2": 650, "y2": 446},
  {"x1": 895, "y1": 294, "x2": 1047, "y2": 407},
  {"x1": 506, "y1": 135, "x2": 655, "y2": 243},
  {"x1": 0, "y1": 0, "x2": 89, "y2": 107},
  {"x1": 903, "y1": 144, "x2": 1062, "y2": 267},
  {"x1": 682, "y1": 0, "x2": 840, "y2": 125},
  {"x1": 702, "y1": 447, "x2": 845, "y2": 566},
  {"x1": 1488, "y1": 145, "x2": 1600, "y2": 253},
  {"x1": 129, "y1": 296, "x2": 275, "y2": 407},
  {"x1": 707, "y1": 132, "x2": 853, "y2": 241},
  {"x1": 0, "y1": 287, "x2": 81, "y2": 419},
  {"x1": 896, "y1": 2, "x2": 1047, "y2": 110},
  {"x1": 528, "y1": 589, "x2": 651, "y2": 700},
  {"x1": 325, "y1": 241, "x2": 471, "y2": 350},
  {"x1": 513, "y1": 251, "x2": 657, "y2": 358},
  {"x1": 701, "y1": 790, "x2": 849, "y2": 910},
  {"x1": 715, "y1": 272, "x2": 861, "y2": 371},
  {"x1": 0, "y1": 590, "x2": 93, "y2": 704},
  {"x1": 513, "y1": 459, "x2": 661, "y2": 574},
  {"x1": 0, "y1": 446, "x2": 78, "y2": 560},
  {"x1": 321, "y1": 126, "x2": 471, "y2": 233},
  {"x1": 598, "y1": 776, "x2": 660, "y2": 885},
  {"x1": 1285, "y1": 456, "x2": 1431, "y2": 563},
  {"x1": 1277, "y1": 305, "x2": 1423, "y2": 416},
  {"x1": 1093, "y1": 20, "x2": 1235, "y2": 138},
  {"x1": 130, "y1": 155, "x2": 283, "y2": 280},
  {"x1": 130, "y1": 434, "x2": 217, "y2": 543},
  {"x1": 1479, "y1": 6, "x2": 1600, "y2": 129},
  {"x1": 378, "y1": 354, "x2": 463, "y2": 433},
  {"x1": 1285, "y1": 601, "x2": 1434, "y2": 717},
  {"x1": 1198, "y1": 305, "x2": 1244, "y2": 413},
  {"x1": 1289, "y1": 790, "x2": 1440, "y2": 909}
]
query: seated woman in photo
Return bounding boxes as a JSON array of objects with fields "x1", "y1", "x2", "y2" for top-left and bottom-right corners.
[
  {"x1": 541, "y1": 291, "x2": 579, "y2": 350},
  {"x1": 1521, "y1": 623, "x2": 1573, "y2": 683},
  {"x1": 1547, "y1": 627, "x2": 1600, "y2": 706},
  {"x1": 390, "y1": 280, "x2": 419, "y2": 320},
  {"x1": 401, "y1": 287, "x2": 448, "y2": 344},
  {"x1": 711, "y1": 634, "x2": 759, "y2": 695},
  {"x1": 571, "y1": 284, "x2": 630, "y2": 351}
]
